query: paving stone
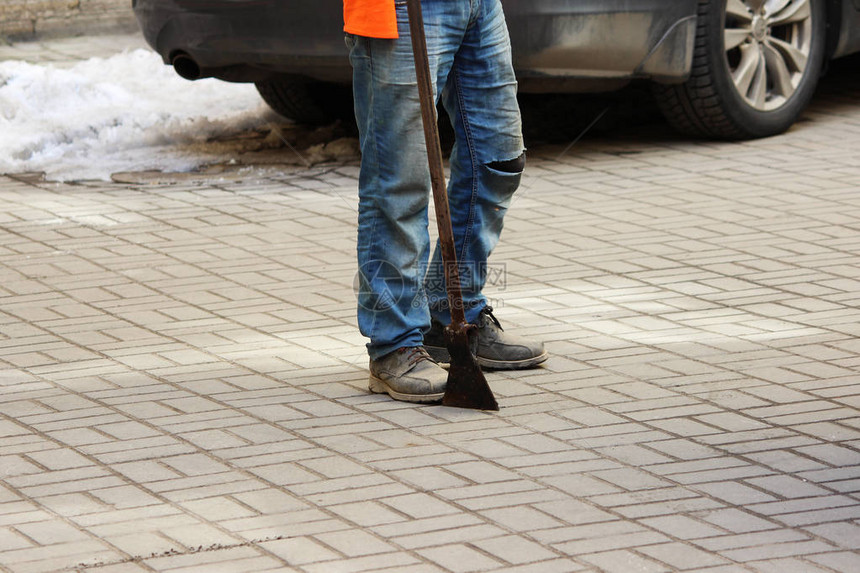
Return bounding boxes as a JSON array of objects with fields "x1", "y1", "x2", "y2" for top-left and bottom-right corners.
[
  {"x1": 300, "y1": 482, "x2": 415, "y2": 507},
  {"x1": 695, "y1": 528, "x2": 812, "y2": 553},
  {"x1": 417, "y1": 543, "x2": 505, "y2": 572},
  {"x1": 301, "y1": 552, "x2": 422, "y2": 573},
  {"x1": 478, "y1": 559, "x2": 589, "y2": 573},
  {"x1": 313, "y1": 529, "x2": 395, "y2": 557},
  {"x1": 744, "y1": 474, "x2": 833, "y2": 498},
  {"x1": 471, "y1": 535, "x2": 558, "y2": 565},
  {"x1": 695, "y1": 508, "x2": 780, "y2": 534},
  {"x1": 104, "y1": 531, "x2": 182, "y2": 559},
  {"x1": 379, "y1": 493, "x2": 461, "y2": 519},
  {"x1": 479, "y1": 506, "x2": 565, "y2": 532},
  {"x1": 393, "y1": 524, "x2": 507, "y2": 551},
  {"x1": 327, "y1": 502, "x2": 408, "y2": 528},
  {"x1": 455, "y1": 487, "x2": 572, "y2": 512},
  {"x1": 230, "y1": 489, "x2": 310, "y2": 515},
  {"x1": 806, "y1": 550, "x2": 860, "y2": 572},
  {"x1": 178, "y1": 497, "x2": 258, "y2": 521},
  {"x1": 257, "y1": 535, "x2": 343, "y2": 565},
  {"x1": 142, "y1": 546, "x2": 281, "y2": 572},
  {"x1": 579, "y1": 549, "x2": 670, "y2": 573},
  {"x1": 745, "y1": 557, "x2": 835, "y2": 573},
  {"x1": 0, "y1": 455, "x2": 43, "y2": 477},
  {"x1": 692, "y1": 482, "x2": 779, "y2": 505},
  {"x1": 802, "y1": 521, "x2": 860, "y2": 550},
  {"x1": 637, "y1": 542, "x2": 731, "y2": 569},
  {"x1": 0, "y1": 527, "x2": 35, "y2": 551},
  {"x1": 552, "y1": 530, "x2": 671, "y2": 556},
  {"x1": 0, "y1": 538, "x2": 119, "y2": 567},
  {"x1": 638, "y1": 514, "x2": 726, "y2": 540},
  {"x1": 720, "y1": 540, "x2": 839, "y2": 563}
]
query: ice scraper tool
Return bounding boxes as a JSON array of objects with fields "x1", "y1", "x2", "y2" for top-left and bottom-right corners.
[{"x1": 406, "y1": 0, "x2": 499, "y2": 411}]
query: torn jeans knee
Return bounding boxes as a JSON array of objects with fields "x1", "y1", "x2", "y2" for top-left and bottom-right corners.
[{"x1": 487, "y1": 152, "x2": 526, "y2": 174}]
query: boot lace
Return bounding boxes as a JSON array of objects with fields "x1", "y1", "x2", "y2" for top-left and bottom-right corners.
[
  {"x1": 399, "y1": 346, "x2": 436, "y2": 367},
  {"x1": 480, "y1": 306, "x2": 504, "y2": 331}
]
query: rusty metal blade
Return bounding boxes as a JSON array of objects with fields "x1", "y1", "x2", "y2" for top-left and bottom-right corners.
[{"x1": 441, "y1": 324, "x2": 499, "y2": 411}]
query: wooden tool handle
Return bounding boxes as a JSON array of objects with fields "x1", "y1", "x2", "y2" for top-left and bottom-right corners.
[{"x1": 405, "y1": 0, "x2": 467, "y2": 327}]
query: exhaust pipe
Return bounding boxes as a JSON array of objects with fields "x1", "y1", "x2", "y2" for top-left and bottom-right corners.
[
  {"x1": 171, "y1": 53, "x2": 207, "y2": 80},
  {"x1": 169, "y1": 52, "x2": 271, "y2": 83}
]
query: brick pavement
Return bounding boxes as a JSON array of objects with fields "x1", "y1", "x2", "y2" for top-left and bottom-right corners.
[{"x1": 0, "y1": 37, "x2": 859, "y2": 573}]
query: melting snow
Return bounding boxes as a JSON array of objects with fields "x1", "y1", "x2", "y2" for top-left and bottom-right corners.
[{"x1": 0, "y1": 49, "x2": 272, "y2": 181}]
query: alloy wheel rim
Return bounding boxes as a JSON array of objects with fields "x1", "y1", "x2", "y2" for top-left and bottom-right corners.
[{"x1": 724, "y1": 0, "x2": 814, "y2": 111}]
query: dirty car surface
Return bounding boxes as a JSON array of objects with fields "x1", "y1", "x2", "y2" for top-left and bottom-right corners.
[{"x1": 134, "y1": 0, "x2": 860, "y2": 139}]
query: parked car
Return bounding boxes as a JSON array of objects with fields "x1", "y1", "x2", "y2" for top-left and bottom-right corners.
[{"x1": 133, "y1": 0, "x2": 860, "y2": 139}]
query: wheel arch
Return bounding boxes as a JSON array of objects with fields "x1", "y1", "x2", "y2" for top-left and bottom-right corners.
[{"x1": 824, "y1": 0, "x2": 844, "y2": 60}]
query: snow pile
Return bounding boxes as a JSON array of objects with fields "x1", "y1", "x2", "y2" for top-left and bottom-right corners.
[{"x1": 0, "y1": 49, "x2": 271, "y2": 181}]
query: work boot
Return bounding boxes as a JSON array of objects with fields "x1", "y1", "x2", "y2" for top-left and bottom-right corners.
[
  {"x1": 425, "y1": 307, "x2": 548, "y2": 370},
  {"x1": 369, "y1": 347, "x2": 447, "y2": 403}
]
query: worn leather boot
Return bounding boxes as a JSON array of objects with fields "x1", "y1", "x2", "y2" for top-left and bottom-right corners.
[
  {"x1": 425, "y1": 307, "x2": 548, "y2": 370},
  {"x1": 369, "y1": 347, "x2": 447, "y2": 403}
]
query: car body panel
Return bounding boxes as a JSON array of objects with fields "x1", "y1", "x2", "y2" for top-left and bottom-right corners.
[
  {"x1": 133, "y1": 0, "x2": 699, "y2": 90},
  {"x1": 834, "y1": 0, "x2": 860, "y2": 56},
  {"x1": 503, "y1": 1, "x2": 697, "y2": 82},
  {"x1": 133, "y1": 0, "x2": 859, "y2": 92},
  {"x1": 133, "y1": 0, "x2": 348, "y2": 81}
]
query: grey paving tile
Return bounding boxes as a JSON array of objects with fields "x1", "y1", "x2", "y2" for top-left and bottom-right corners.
[
  {"x1": 579, "y1": 550, "x2": 670, "y2": 573},
  {"x1": 637, "y1": 542, "x2": 731, "y2": 570}
]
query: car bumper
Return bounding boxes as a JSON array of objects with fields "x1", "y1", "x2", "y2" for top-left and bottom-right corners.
[
  {"x1": 133, "y1": 0, "x2": 698, "y2": 89},
  {"x1": 505, "y1": 0, "x2": 698, "y2": 90},
  {"x1": 133, "y1": 0, "x2": 349, "y2": 82}
]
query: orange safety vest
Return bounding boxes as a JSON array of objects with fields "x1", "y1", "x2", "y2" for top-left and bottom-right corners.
[{"x1": 343, "y1": 0, "x2": 399, "y2": 39}]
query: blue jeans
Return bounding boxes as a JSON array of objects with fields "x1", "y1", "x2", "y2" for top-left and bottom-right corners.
[{"x1": 347, "y1": 0, "x2": 524, "y2": 360}]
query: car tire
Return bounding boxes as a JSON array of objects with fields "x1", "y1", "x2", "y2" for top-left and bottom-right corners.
[
  {"x1": 653, "y1": 0, "x2": 827, "y2": 139},
  {"x1": 255, "y1": 76, "x2": 353, "y2": 126}
]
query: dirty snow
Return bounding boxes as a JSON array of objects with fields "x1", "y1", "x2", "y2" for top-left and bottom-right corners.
[{"x1": 0, "y1": 49, "x2": 274, "y2": 181}]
